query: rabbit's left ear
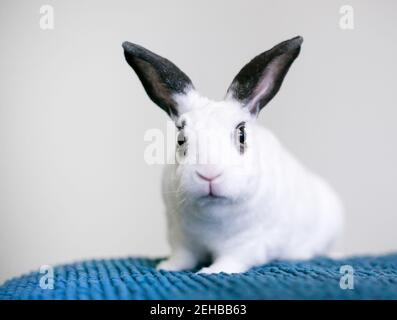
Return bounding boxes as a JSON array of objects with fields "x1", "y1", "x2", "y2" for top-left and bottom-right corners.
[
  {"x1": 226, "y1": 36, "x2": 303, "y2": 116},
  {"x1": 122, "y1": 42, "x2": 194, "y2": 119}
]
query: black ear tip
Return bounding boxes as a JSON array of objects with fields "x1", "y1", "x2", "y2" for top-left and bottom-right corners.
[
  {"x1": 295, "y1": 36, "x2": 304, "y2": 44},
  {"x1": 277, "y1": 36, "x2": 303, "y2": 53},
  {"x1": 289, "y1": 36, "x2": 304, "y2": 47},
  {"x1": 122, "y1": 41, "x2": 135, "y2": 52},
  {"x1": 288, "y1": 36, "x2": 303, "y2": 48},
  {"x1": 122, "y1": 41, "x2": 147, "y2": 55}
]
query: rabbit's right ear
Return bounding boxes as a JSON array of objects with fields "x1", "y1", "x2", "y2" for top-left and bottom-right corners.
[
  {"x1": 226, "y1": 36, "x2": 303, "y2": 116},
  {"x1": 122, "y1": 42, "x2": 194, "y2": 119}
]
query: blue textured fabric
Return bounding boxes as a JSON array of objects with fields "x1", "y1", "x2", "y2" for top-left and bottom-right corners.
[{"x1": 1, "y1": 254, "x2": 396, "y2": 300}]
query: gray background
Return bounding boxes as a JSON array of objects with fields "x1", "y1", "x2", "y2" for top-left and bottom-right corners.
[{"x1": 1, "y1": 0, "x2": 396, "y2": 283}]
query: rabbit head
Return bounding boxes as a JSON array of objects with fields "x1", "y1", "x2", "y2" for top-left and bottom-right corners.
[{"x1": 123, "y1": 36, "x2": 303, "y2": 205}]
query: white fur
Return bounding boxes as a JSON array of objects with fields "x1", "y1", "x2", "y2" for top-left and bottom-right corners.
[{"x1": 157, "y1": 90, "x2": 344, "y2": 274}]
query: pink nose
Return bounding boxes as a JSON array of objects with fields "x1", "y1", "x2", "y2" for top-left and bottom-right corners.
[{"x1": 196, "y1": 171, "x2": 222, "y2": 182}]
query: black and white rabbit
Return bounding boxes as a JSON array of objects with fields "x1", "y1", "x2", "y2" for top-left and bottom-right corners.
[{"x1": 123, "y1": 36, "x2": 344, "y2": 274}]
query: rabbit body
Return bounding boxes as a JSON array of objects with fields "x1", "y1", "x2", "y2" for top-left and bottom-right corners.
[
  {"x1": 158, "y1": 95, "x2": 343, "y2": 274},
  {"x1": 122, "y1": 36, "x2": 344, "y2": 273}
]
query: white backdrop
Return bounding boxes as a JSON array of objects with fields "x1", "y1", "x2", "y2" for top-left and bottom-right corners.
[{"x1": 1, "y1": 0, "x2": 397, "y2": 283}]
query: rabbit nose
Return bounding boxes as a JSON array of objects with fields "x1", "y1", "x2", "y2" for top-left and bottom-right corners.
[{"x1": 196, "y1": 171, "x2": 222, "y2": 182}]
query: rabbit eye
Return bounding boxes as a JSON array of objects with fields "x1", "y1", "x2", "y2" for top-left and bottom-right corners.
[
  {"x1": 235, "y1": 122, "x2": 247, "y2": 154},
  {"x1": 176, "y1": 129, "x2": 188, "y2": 158},
  {"x1": 177, "y1": 130, "x2": 187, "y2": 146}
]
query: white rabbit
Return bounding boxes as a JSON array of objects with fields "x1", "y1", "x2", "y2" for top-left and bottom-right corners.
[{"x1": 123, "y1": 36, "x2": 344, "y2": 274}]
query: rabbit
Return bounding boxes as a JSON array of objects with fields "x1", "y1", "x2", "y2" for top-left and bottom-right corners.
[{"x1": 122, "y1": 36, "x2": 344, "y2": 274}]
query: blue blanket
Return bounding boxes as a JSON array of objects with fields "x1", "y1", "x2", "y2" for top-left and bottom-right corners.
[{"x1": 1, "y1": 254, "x2": 396, "y2": 299}]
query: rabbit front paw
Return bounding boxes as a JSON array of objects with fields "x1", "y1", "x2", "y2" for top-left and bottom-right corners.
[
  {"x1": 156, "y1": 251, "x2": 198, "y2": 272},
  {"x1": 197, "y1": 260, "x2": 248, "y2": 274}
]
